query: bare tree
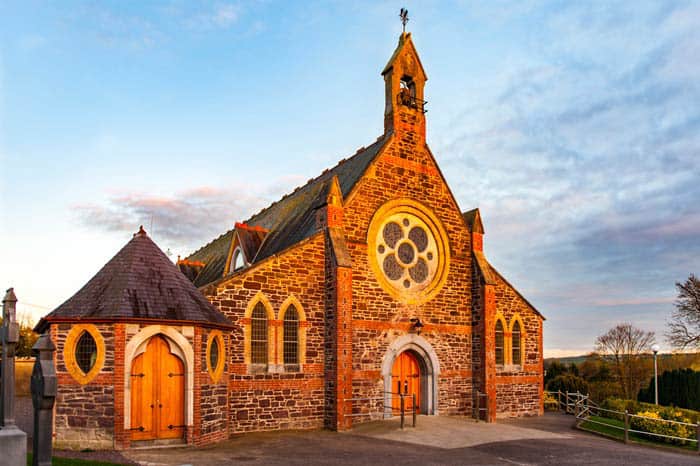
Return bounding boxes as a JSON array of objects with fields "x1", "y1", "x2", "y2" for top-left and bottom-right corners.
[
  {"x1": 595, "y1": 323, "x2": 655, "y2": 399},
  {"x1": 666, "y1": 274, "x2": 700, "y2": 350}
]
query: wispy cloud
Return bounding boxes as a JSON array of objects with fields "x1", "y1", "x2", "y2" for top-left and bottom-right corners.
[
  {"x1": 75, "y1": 184, "x2": 273, "y2": 252},
  {"x1": 184, "y1": 2, "x2": 241, "y2": 30},
  {"x1": 440, "y1": 1, "x2": 700, "y2": 350}
]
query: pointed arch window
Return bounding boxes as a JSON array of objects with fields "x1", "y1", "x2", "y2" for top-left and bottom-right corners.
[
  {"x1": 231, "y1": 247, "x2": 245, "y2": 273},
  {"x1": 283, "y1": 305, "x2": 299, "y2": 366},
  {"x1": 250, "y1": 302, "x2": 268, "y2": 365},
  {"x1": 512, "y1": 320, "x2": 522, "y2": 366},
  {"x1": 495, "y1": 320, "x2": 505, "y2": 366}
]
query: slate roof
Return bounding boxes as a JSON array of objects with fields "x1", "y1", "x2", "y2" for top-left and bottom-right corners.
[
  {"x1": 35, "y1": 227, "x2": 232, "y2": 333},
  {"x1": 185, "y1": 134, "x2": 390, "y2": 288}
]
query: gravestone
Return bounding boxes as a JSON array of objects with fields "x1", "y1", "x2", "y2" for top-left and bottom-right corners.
[{"x1": 0, "y1": 288, "x2": 27, "y2": 466}]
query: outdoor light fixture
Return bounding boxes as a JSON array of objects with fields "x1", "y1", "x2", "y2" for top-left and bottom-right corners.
[
  {"x1": 651, "y1": 344, "x2": 660, "y2": 405},
  {"x1": 410, "y1": 318, "x2": 424, "y2": 335}
]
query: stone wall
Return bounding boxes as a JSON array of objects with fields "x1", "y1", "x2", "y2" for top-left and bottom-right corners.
[
  {"x1": 210, "y1": 235, "x2": 327, "y2": 433},
  {"x1": 493, "y1": 273, "x2": 544, "y2": 418},
  {"x1": 196, "y1": 328, "x2": 229, "y2": 445},
  {"x1": 53, "y1": 323, "x2": 115, "y2": 449},
  {"x1": 343, "y1": 115, "x2": 477, "y2": 422}
]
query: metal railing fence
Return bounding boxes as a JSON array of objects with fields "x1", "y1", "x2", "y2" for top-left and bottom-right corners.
[
  {"x1": 349, "y1": 392, "x2": 417, "y2": 429},
  {"x1": 544, "y1": 390, "x2": 700, "y2": 453}
]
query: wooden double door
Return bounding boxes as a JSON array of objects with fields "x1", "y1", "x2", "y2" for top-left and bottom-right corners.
[
  {"x1": 391, "y1": 351, "x2": 421, "y2": 413},
  {"x1": 130, "y1": 336, "x2": 185, "y2": 440}
]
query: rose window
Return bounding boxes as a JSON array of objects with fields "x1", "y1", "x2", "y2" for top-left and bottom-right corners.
[
  {"x1": 368, "y1": 200, "x2": 449, "y2": 303},
  {"x1": 377, "y1": 216, "x2": 438, "y2": 291}
]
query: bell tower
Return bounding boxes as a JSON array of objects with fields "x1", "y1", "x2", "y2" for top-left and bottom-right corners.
[{"x1": 382, "y1": 31, "x2": 428, "y2": 141}]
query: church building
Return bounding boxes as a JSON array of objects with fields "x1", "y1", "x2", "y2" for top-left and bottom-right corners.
[{"x1": 36, "y1": 31, "x2": 544, "y2": 450}]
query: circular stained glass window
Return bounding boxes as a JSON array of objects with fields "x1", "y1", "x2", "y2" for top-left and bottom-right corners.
[{"x1": 368, "y1": 200, "x2": 449, "y2": 303}]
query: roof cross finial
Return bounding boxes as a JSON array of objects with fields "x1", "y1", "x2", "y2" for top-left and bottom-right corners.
[{"x1": 399, "y1": 8, "x2": 409, "y2": 33}]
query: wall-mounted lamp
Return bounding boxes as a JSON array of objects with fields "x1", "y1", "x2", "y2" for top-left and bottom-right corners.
[{"x1": 410, "y1": 318, "x2": 424, "y2": 335}]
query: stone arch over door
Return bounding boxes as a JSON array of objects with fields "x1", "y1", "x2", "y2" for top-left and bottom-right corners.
[
  {"x1": 381, "y1": 334, "x2": 440, "y2": 416},
  {"x1": 123, "y1": 325, "x2": 195, "y2": 433}
]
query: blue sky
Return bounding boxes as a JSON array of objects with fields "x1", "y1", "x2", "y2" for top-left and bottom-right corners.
[{"x1": 1, "y1": 1, "x2": 699, "y2": 357}]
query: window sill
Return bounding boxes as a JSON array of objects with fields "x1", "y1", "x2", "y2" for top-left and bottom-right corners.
[{"x1": 248, "y1": 363, "x2": 268, "y2": 374}]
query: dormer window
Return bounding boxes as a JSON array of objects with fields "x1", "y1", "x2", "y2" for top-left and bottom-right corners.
[{"x1": 231, "y1": 247, "x2": 245, "y2": 272}]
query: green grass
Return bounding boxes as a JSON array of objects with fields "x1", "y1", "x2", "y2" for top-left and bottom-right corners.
[
  {"x1": 579, "y1": 415, "x2": 698, "y2": 453},
  {"x1": 27, "y1": 454, "x2": 127, "y2": 466}
]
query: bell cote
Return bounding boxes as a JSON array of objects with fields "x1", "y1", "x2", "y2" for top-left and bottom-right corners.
[{"x1": 382, "y1": 32, "x2": 428, "y2": 140}]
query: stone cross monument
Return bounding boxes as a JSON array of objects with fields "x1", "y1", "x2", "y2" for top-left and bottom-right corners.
[
  {"x1": 0, "y1": 288, "x2": 27, "y2": 466},
  {"x1": 31, "y1": 334, "x2": 56, "y2": 466}
]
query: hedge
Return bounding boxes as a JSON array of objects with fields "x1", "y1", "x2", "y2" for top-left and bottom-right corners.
[
  {"x1": 600, "y1": 397, "x2": 699, "y2": 424},
  {"x1": 638, "y1": 368, "x2": 700, "y2": 411}
]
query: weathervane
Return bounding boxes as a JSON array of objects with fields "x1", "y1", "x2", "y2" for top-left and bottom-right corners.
[{"x1": 400, "y1": 8, "x2": 409, "y2": 33}]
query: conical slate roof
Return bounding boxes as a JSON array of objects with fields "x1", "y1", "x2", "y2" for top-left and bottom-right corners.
[{"x1": 35, "y1": 227, "x2": 231, "y2": 333}]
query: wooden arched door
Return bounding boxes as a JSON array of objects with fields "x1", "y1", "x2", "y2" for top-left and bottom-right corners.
[
  {"x1": 130, "y1": 335, "x2": 185, "y2": 440},
  {"x1": 391, "y1": 351, "x2": 421, "y2": 413}
]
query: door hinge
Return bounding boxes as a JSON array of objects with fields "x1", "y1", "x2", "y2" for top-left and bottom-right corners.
[
  {"x1": 131, "y1": 373, "x2": 145, "y2": 378},
  {"x1": 168, "y1": 372, "x2": 184, "y2": 377}
]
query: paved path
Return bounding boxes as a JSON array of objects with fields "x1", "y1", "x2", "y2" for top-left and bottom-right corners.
[
  {"x1": 349, "y1": 415, "x2": 571, "y2": 448},
  {"x1": 123, "y1": 413, "x2": 699, "y2": 466}
]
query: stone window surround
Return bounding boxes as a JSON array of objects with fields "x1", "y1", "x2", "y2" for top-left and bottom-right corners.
[
  {"x1": 367, "y1": 198, "x2": 450, "y2": 305},
  {"x1": 206, "y1": 329, "x2": 225, "y2": 383},
  {"x1": 63, "y1": 323, "x2": 106, "y2": 385},
  {"x1": 495, "y1": 313, "x2": 527, "y2": 369},
  {"x1": 243, "y1": 292, "x2": 308, "y2": 374}
]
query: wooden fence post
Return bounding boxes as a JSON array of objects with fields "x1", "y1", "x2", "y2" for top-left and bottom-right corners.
[
  {"x1": 624, "y1": 410, "x2": 629, "y2": 444},
  {"x1": 557, "y1": 391, "x2": 561, "y2": 412},
  {"x1": 696, "y1": 423, "x2": 699, "y2": 453},
  {"x1": 400, "y1": 395, "x2": 405, "y2": 430}
]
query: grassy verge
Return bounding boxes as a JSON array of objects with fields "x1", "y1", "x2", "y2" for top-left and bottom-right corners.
[
  {"x1": 579, "y1": 415, "x2": 698, "y2": 453},
  {"x1": 27, "y1": 454, "x2": 126, "y2": 466}
]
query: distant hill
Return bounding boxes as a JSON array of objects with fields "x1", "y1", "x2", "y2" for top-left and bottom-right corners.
[
  {"x1": 545, "y1": 352, "x2": 700, "y2": 369},
  {"x1": 545, "y1": 355, "x2": 588, "y2": 366}
]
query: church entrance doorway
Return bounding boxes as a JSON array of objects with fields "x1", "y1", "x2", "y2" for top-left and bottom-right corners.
[
  {"x1": 391, "y1": 350, "x2": 421, "y2": 413},
  {"x1": 130, "y1": 335, "x2": 185, "y2": 441}
]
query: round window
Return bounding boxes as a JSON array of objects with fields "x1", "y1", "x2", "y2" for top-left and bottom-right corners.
[{"x1": 368, "y1": 200, "x2": 449, "y2": 304}]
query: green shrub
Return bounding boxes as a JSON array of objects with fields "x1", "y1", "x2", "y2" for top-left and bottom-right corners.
[
  {"x1": 630, "y1": 409, "x2": 694, "y2": 445},
  {"x1": 600, "y1": 397, "x2": 700, "y2": 424},
  {"x1": 546, "y1": 374, "x2": 589, "y2": 395}
]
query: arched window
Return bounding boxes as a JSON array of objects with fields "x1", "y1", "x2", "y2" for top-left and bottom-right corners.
[
  {"x1": 283, "y1": 305, "x2": 299, "y2": 365},
  {"x1": 251, "y1": 302, "x2": 268, "y2": 365},
  {"x1": 512, "y1": 320, "x2": 522, "y2": 366},
  {"x1": 400, "y1": 75, "x2": 416, "y2": 98},
  {"x1": 495, "y1": 320, "x2": 504, "y2": 366},
  {"x1": 231, "y1": 247, "x2": 245, "y2": 272},
  {"x1": 76, "y1": 331, "x2": 98, "y2": 374}
]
